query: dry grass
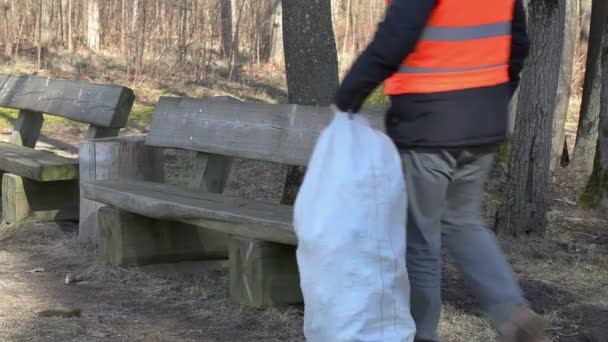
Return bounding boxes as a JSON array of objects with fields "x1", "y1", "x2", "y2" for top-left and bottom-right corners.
[
  {"x1": 1, "y1": 170, "x2": 607, "y2": 342},
  {"x1": 0, "y1": 43, "x2": 606, "y2": 342}
]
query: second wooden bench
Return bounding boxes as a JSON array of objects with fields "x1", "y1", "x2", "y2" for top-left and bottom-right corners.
[
  {"x1": 81, "y1": 96, "x2": 383, "y2": 307},
  {"x1": 0, "y1": 74, "x2": 134, "y2": 223}
]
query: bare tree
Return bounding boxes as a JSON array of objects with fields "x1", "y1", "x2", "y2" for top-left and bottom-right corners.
[
  {"x1": 269, "y1": 1, "x2": 283, "y2": 65},
  {"x1": 1, "y1": 0, "x2": 11, "y2": 57},
  {"x1": 572, "y1": 0, "x2": 607, "y2": 179},
  {"x1": 281, "y1": 0, "x2": 339, "y2": 105},
  {"x1": 280, "y1": 0, "x2": 339, "y2": 204},
  {"x1": 550, "y1": 0, "x2": 579, "y2": 172},
  {"x1": 496, "y1": 0, "x2": 567, "y2": 236},
  {"x1": 67, "y1": 0, "x2": 73, "y2": 51},
  {"x1": 86, "y1": 0, "x2": 100, "y2": 50},
  {"x1": 580, "y1": 0, "x2": 608, "y2": 210}
]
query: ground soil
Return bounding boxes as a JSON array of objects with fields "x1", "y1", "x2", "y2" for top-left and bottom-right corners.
[
  {"x1": 0, "y1": 56, "x2": 606, "y2": 342},
  {"x1": 1, "y1": 142, "x2": 607, "y2": 341}
]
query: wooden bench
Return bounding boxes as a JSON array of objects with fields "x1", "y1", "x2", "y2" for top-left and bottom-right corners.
[
  {"x1": 0, "y1": 74, "x2": 134, "y2": 223},
  {"x1": 81, "y1": 96, "x2": 383, "y2": 307}
]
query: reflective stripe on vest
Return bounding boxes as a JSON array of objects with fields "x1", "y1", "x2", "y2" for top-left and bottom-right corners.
[
  {"x1": 419, "y1": 22, "x2": 511, "y2": 42},
  {"x1": 398, "y1": 63, "x2": 506, "y2": 74},
  {"x1": 384, "y1": 0, "x2": 514, "y2": 95}
]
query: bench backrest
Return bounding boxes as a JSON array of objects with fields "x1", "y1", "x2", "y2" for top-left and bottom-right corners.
[
  {"x1": 145, "y1": 97, "x2": 385, "y2": 167},
  {"x1": 0, "y1": 74, "x2": 135, "y2": 128}
]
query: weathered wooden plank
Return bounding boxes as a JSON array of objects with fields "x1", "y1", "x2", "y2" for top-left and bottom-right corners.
[
  {"x1": 2, "y1": 173, "x2": 79, "y2": 223},
  {"x1": 81, "y1": 180, "x2": 296, "y2": 245},
  {"x1": 9, "y1": 110, "x2": 44, "y2": 148},
  {"x1": 78, "y1": 136, "x2": 165, "y2": 245},
  {"x1": 187, "y1": 153, "x2": 233, "y2": 193},
  {"x1": 0, "y1": 74, "x2": 135, "y2": 128},
  {"x1": 0, "y1": 142, "x2": 78, "y2": 181},
  {"x1": 145, "y1": 97, "x2": 386, "y2": 166}
]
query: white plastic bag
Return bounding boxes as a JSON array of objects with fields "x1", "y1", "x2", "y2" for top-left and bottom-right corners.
[{"x1": 294, "y1": 112, "x2": 416, "y2": 342}]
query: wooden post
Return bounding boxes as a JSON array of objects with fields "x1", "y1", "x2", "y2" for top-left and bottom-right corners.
[
  {"x1": 9, "y1": 110, "x2": 44, "y2": 148},
  {"x1": 79, "y1": 136, "x2": 165, "y2": 245},
  {"x1": 229, "y1": 236, "x2": 302, "y2": 307},
  {"x1": 2, "y1": 174, "x2": 79, "y2": 223}
]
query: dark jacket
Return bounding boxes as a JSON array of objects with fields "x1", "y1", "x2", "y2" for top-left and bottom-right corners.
[{"x1": 334, "y1": 0, "x2": 530, "y2": 148}]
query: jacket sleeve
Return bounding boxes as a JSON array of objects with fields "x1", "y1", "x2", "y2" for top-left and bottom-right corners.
[
  {"x1": 509, "y1": 0, "x2": 530, "y2": 93},
  {"x1": 334, "y1": 0, "x2": 437, "y2": 113}
]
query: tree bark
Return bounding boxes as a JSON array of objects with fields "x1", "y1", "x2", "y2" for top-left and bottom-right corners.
[
  {"x1": 572, "y1": 0, "x2": 607, "y2": 178},
  {"x1": 220, "y1": 0, "x2": 232, "y2": 58},
  {"x1": 258, "y1": 0, "x2": 280, "y2": 63},
  {"x1": 269, "y1": 1, "x2": 283, "y2": 65},
  {"x1": 280, "y1": 0, "x2": 339, "y2": 205},
  {"x1": 67, "y1": 0, "x2": 73, "y2": 51},
  {"x1": 40, "y1": 0, "x2": 52, "y2": 47},
  {"x1": 37, "y1": 0, "x2": 43, "y2": 69},
  {"x1": 580, "y1": 0, "x2": 608, "y2": 210},
  {"x1": 1, "y1": 0, "x2": 12, "y2": 57},
  {"x1": 281, "y1": 0, "x2": 339, "y2": 106},
  {"x1": 496, "y1": 0, "x2": 566, "y2": 236},
  {"x1": 550, "y1": 0, "x2": 579, "y2": 172},
  {"x1": 86, "y1": 0, "x2": 100, "y2": 50}
]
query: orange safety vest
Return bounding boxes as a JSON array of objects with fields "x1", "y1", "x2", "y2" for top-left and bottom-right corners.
[{"x1": 384, "y1": 0, "x2": 514, "y2": 95}]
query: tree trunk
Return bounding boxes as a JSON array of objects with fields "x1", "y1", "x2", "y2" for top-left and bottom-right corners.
[
  {"x1": 281, "y1": 0, "x2": 339, "y2": 106},
  {"x1": 270, "y1": 1, "x2": 283, "y2": 65},
  {"x1": 1, "y1": 0, "x2": 12, "y2": 57},
  {"x1": 258, "y1": 0, "x2": 280, "y2": 63},
  {"x1": 40, "y1": 0, "x2": 52, "y2": 47},
  {"x1": 37, "y1": 0, "x2": 42, "y2": 69},
  {"x1": 280, "y1": 0, "x2": 339, "y2": 205},
  {"x1": 120, "y1": 0, "x2": 125, "y2": 53},
  {"x1": 130, "y1": 0, "x2": 141, "y2": 79},
  {"x1": 551, "y1": 0, "x2": 579, "y2": 172},
  {"x1": 59, "y1": 0, "x2": 64, "y2": 46},
  {"x1": 227, "y1": 0, "x2": 245, "y2": 81},
  {"x1": 67, "y1": 0, "x2": 72, "y2": 51},
  {"x1": 580, "y1": 0, "x2": 608, "y2": 210},
  {"x1": 572, "y1": 0, "x2": 607, "y2": 178},
  {"x1": 86, "y1": 0, "x2": 100, "y2": 50},
  {"x1": 220, "y1": 0, "x2": 232, "y2": 58},
  {"x1": 496, "y1": 0, "x2": 566, "y2": 236},
  {"x1": 341, "y1": 0, "x2": 352, "y2": 60}
]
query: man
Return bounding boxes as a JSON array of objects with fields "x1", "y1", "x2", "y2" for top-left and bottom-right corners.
[{"x1": 334, "y1": 0, "x2": 545, "y2": 341}]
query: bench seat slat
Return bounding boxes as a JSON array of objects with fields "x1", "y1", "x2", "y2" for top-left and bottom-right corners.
[
  {"x1": 0, "y1": 142, "x2": 78, "y2": 181},
  {"x1": 80, "y1": 180, "x2": 297, "y2": 245}
]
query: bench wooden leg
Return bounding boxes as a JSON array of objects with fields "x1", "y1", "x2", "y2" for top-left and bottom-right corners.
[
  {"x1": 229, "y1": 236, "x2": 302, "y2": 308},
  {"x1": 2, "y1": 173, "x2": 79, "y2": 223},
  {"x1": 98, "y1": 206, "x2": 229, "y2": 266}
]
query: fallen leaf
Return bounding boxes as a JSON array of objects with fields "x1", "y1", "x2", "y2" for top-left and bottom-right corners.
[
  {"x1": 87, "y1": 330, "x2": 107, "y2": 338},
  {"x1": 27, "y1": 268, "x2": 45, "y2": 274},
  {"x1": 65, "y1": 273, "x2": 85, "y2": 284}
]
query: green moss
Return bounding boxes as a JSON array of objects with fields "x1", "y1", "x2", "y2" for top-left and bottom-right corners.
[
  {"x1": 37, "y1": 309, "x2": 82, "y2": 318},
  {"x1": 0, "y1": 108, "x2": 18, "y2": 129},
  {"x1": 593, "y1": 257, "x2": 608, "y2": 269},
  {"x1": 364, "y1": 84, "x2": 389, "y2": 106},
  {"x1": 580, "y1": 148, "x2": 608, "y2": 208},
  {"x1": 496, "y1": 140, "x2": 511, "y2": 167},
  {"x1": 127, "y1": 104, "x2": 156, "y2": 127}
]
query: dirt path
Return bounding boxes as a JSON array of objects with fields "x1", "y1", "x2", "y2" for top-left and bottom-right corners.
[
  {"x1": 0, "y1": 223, "x2": 303, "y2": 342},
  {"x1": 0, "y1": 119, "x2": 607, "y2": 341}
]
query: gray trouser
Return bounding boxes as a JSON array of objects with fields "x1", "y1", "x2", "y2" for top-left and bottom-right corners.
[{"x1": 401, "y1": 148, "x2": 525, "y2": 342}]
